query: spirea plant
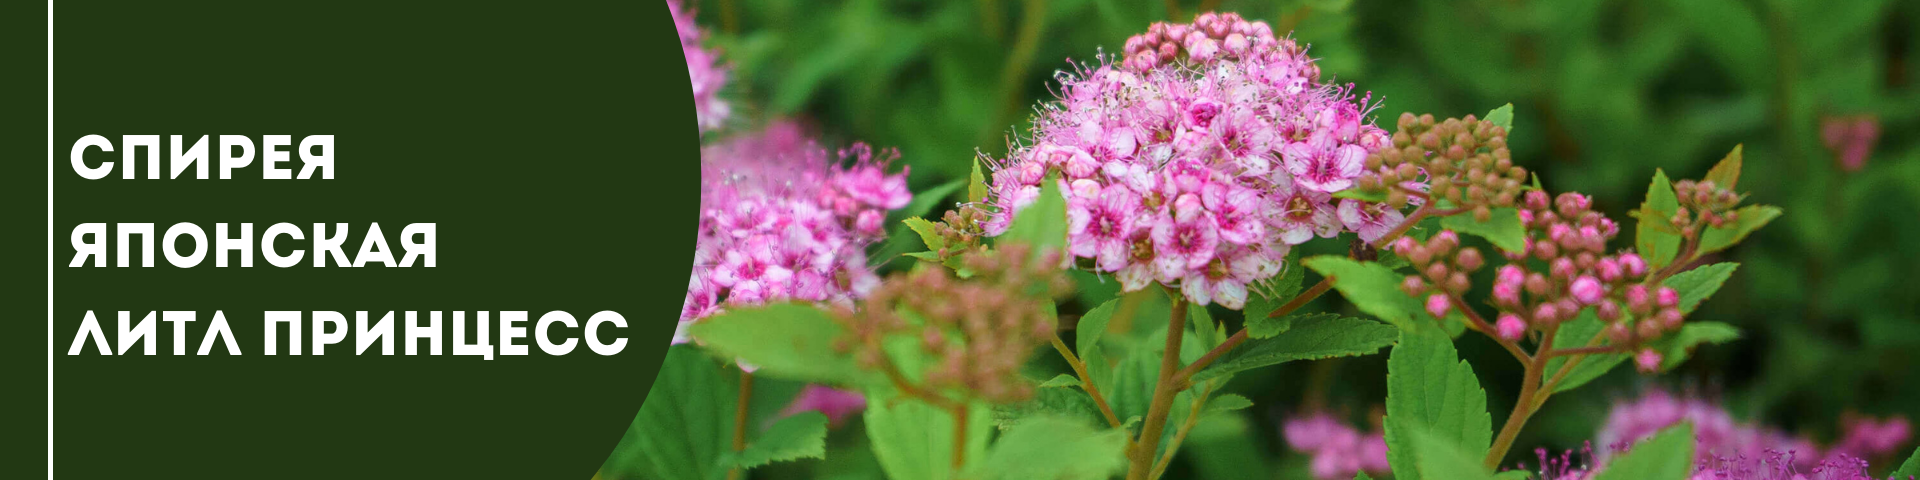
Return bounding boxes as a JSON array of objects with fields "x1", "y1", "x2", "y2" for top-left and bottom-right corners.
[{"x1": 611, "y1": 5, "x2": 1920, "y2": 480}]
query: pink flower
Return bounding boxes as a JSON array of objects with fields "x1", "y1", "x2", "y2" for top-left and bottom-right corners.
[
  {"x1": 1152, "y1": 195, "x2": 1221, "y2": 283},
  {"x1": 1202, "y1": 183, "x2": 1267, "y2": 245},
  {"x1": 668, "y1": 0, "x2": 730, "y2": 133},
  {"x1": 1337, "y1": 199, "x2": 1406, "y2": 243},
  {"x1": 1284, "y1": 412, "x2": 1391, "y2": 480},
  {"x1": 779, "y1": 385, "x2": 868, "y2": 427},
  {"x1": 1282, "y1": 132, "x2": 1367, "y2": 193},
  {"x1": 684, "y1": 125, "x2": 909, "y2": 341},
  {"x1": 977, "y1": 13, "x2": 1407, "y2": 308},
  {"x1": 1270, "y1": 181, "x2": 1340, "y2": 245},
  {"x1": 1069, "y1": 186, "x2": 1142, "y2": 271}
]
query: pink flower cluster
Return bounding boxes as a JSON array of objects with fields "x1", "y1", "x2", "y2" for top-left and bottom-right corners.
[
  {"x1": 778, "y1": 384, "x2": 868, "y2": 428},
  {"x1": 982, "y1": 12, "x2": 1404, "y2": 309},
  {"x1": 1597, "y1": 390, "x2": 1911, "y2": 471},
  {"x1": 1820, "y1": 114, "x2": 1881, "y2": 173},
  {"x1": 1283, "y1": 412, "x2": 1390, "y2": 480},
  {"x1": 668, "y1": 0, "x2": 730, "y2": 132},
  {"x1": 680, "y1": 122, "x2": 912, "y2": 342}
]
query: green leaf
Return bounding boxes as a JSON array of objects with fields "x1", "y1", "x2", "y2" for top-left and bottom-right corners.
[
  {"x1": 1039, "y1": 373, "x2": 1082, "y2": 388},
  {"x1": 1109, "y1": 347, "x2": 1161, "y2": 423},
  {"x1": 689, "y1": 304, "x2": 867, "y2": 385},
  {"x1": 606, "y1": 346, "x2": 735, "y2": 480},
  {"x1": 1494, "y1": 471, "x2": 1534, "y2": 480},
  {"x1": 1439, "y1": 207, "x2": 1527, "y2": 252},
  {"x1": 1695, "y1": 205, "x2": 1780, "y2": 256},
  {"x1": 726, "y1": 412, "x2": 829, "y2": 468},
  {"x1": 1891, "y1": 446, "x2": 1920, "y2": 479},
  {"x1": 1355, "y1": 472, "x2": 1376, "y2": 480},
  {"x1": 1704, "y1": 145, "x2": 1742, "y2": 190},
  {"x1": 1189, "y1": 302, "x2": 1225, "y2": 355},
  {"x1": 1653, "y1": 322, "x2": 1740, "y2": 370},
  {"x1": 1258, "y1": 247, "x2": 1308, "y2": 306},
  {"x1": 1662, "y1": 263, "x2": 1739, "y2": 314},
  {"x1": 1334, "y1": 188, "x2": 1389, "y2": 202},
  {"x1": 1594, "y1": 423, "x2": 1694, "y2": 480},
  {"x1": 993, "y1": 386, "x2": 1102, "y2": 430},
  {"x1": 1205, "y1": 394, "x2": 1254, "y2": 414},
  {"x1": 1190, "y1": 314, "x2": 1398, "y2": 383},
  {"x1": 1076, "y1": 297, "x2": 1120, "y2": 394},
  {"x1": 1542, "y1": 310, "x2": 1627, "y2": 394},
  {"x1": 904, "y1": 216, "x2": 945, "y2": 252},
  {"x1": 1412, "y1": 428, "x2": 1498, "y2": 480},
  {"x1": 1485, "y1": 103, "x2": 1515, "y2": 132},
  {"x1": 1384, "y1": 329, "x2": 1492, "y2": 480},
  {"x1": 1635, "y1": 170, "x2": 1683, "y2": 271},
  {"x1": 865, "y1": 398, "x2": 992, "y2": 480},
  {"x1": 969, "y1": 158, "x2": 990, "y2": 204},
  {"x1": 998, "y1": 177, "x2": 1069, "y2": 260},
  {"x1": 1244, "y1": 308, "x2": 1294, "y2": 339},
  {"x1": 1302, "y1": 256, "x2": 1435, "y2": 333},
  {"x1": 966, "y1": 416, "x2": 1129, "y2": 480}
]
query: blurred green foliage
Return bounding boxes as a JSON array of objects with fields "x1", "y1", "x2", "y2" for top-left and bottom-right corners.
[{"x1": 687, "y1": 0, "x2": 1920, "y2": 476}]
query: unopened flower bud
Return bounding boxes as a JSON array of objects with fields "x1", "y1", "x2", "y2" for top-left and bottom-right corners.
[
  {"x1": 1597, "y1": 300, "x2": 1622, "y2": 321},
  {"x1": 1533, "y1": 303, "x2": 1561, "y2": 325},
  {"x1": 1409, "y1": 246, "x2": 1433, "y2": 268},
  {"x1": 1635, "y1": 348, "x2": 1663, "y2": 373},
  {"x1": 1656, "y1": 287, "x2": 1679, "y2": 309},
  {"x1": 1533, "y1": 240, "x2": 1559, "y2": 260},
  {"x1": 1456, "y1": 248, "x2": 1485, "y2": 271},
  {"x1": 1433, "y1": 231, "x2": 1460, "y2": 253},
  {"x1": 1551, "y1": 257, "x2": 1576, "y2": 280},
  {"x1": 1496, "y1": 314, "x2": 1527, "y2": 341},
  {"x1": 1493, "y1": 282, "x2": 1521, "y2": 307},
  {"x1": 1597, "y1": 258, "x2": 1623, "y2": 282},
  {"x1": 1524, "y1": 190, "x2": 1550, "y2": 211},
  {"x1": 1625, "y1": 285, "x2": 1652, "y2": 315},
  {"x1": 1401, "y1": 276, "x2": 1427, "y2": 296},
  {"x1": 1620, "y1": 253, "x2": 1647, "y2": 277},
  {"x1": 1657, "y1": 308, "x2": 1683, "y2": 330},
  {"x1": 1637, "y1": 318, "x2": 1663, "y2": 340},
  {"x1": 1447, "y1": 272, "x2": 1471, "y2": 295},
  {"x1": 1392, "y1": 237, "x2": 1417, "y2": 257},
  {"x1": 1571, "y1": 276, "x2": 1604, "y2": 305},
  {"x1": 1424, "y1": 262, "x2": 1451, "y2": 282},
  {"x1": 1525, "y1": 273, "x2": 1551, "y2": 296},
  {"x1": 1608, "y1": 322, "x2": 1632, "y2": 344},
  {"x1": 1496, "y1": 265, "x2": 1525, "y2": 286},
  {"x1": 1426, "y1": 293, "x2": 1451, "y2": 319}
]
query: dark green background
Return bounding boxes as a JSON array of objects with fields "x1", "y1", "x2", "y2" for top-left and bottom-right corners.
[{"x1": 31, "y1": 1, "x2": 694, "y2": 478}]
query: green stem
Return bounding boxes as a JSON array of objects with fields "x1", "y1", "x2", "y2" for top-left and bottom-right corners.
[
  {"x1": 1051, "y1": 335, "x2": 1126, "y2": 430},
  {"x1": 1127, "y1": 294, "x2": 1189, "y2": 480},
  {"x1": 1484, "y1": 325, "x2": 1556, "y2": 469},
  {"x1": 727, "y1": 369, "x2": 754, "y2": 480}
]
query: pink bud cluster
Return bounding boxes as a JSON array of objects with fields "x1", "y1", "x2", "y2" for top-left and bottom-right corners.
[
  {"x1": 680, "y1": 123, "x2": 912, "y2": 342},
  {"x1": 1283, "y1": 412, "x2": 1390, "y2": 480},
  {"x1": 668, "y1": 0, "x2": 730, "y2": 133},
  {"x1": 1120, "y1": 12, "x2": 1315, "y2": 86},
  {"x1": 982, "y1": 12, "x2": 1408, "y2": 309},
  {"x1": 1392, "y1": 231, "x2": 1483, "y2": 321},
  {"x1": 1511, "y1": 190, "x2": 1676, "y2": 370}
]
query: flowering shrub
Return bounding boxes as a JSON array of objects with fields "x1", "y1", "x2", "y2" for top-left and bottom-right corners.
[{"x1": 607, "y1": 5, "x2": 1920, "y2": 480}]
